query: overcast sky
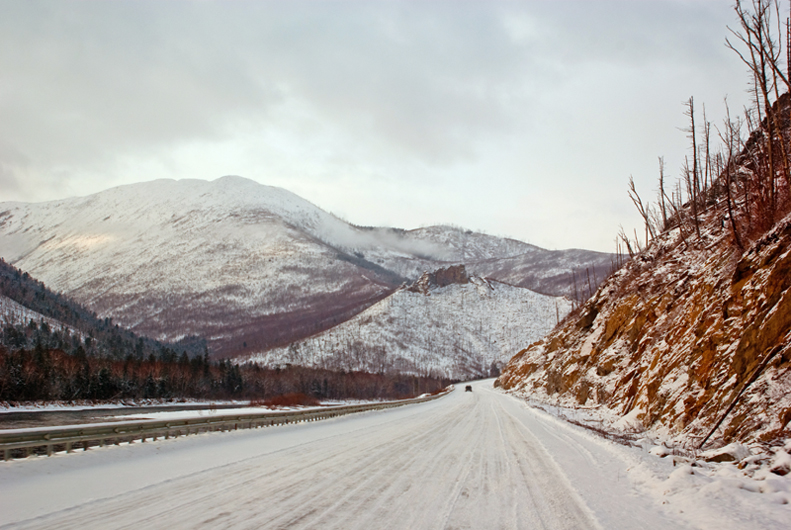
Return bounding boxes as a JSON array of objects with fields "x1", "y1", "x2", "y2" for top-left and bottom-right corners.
[{"x1": 0, "y1": 0, "x2": 762, "y2": 252}]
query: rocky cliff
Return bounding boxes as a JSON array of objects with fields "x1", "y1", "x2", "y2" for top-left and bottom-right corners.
[
  {"x1": 499, "y1": 98, "x2": 791, "y2": 449},
  {"x1": 500, "y1": 202, "x2": 791, "y2": 448},
  {"x1": 407, "y1": 265, "x2": 470, "y2": 295}
]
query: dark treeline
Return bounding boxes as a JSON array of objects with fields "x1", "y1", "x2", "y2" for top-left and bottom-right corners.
[
  {"x1": 0, "y1": 342, "x2": 450, "y2": 403},
  {"x1": 0, "y1": 258, "x2": 206, "y2": 360},
  {"x1": 0, "y1": 313, "x2": 450, "y2": 403}
]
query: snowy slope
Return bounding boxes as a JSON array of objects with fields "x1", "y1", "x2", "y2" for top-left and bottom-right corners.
[
  {"x1": 0, "y1": 177, "x2": 404, "y2": 355},
  {"x1": 0, "y1": 295, "x2": 81, "y2": 338},
  {"x1": 245, "y1": 276, "x2": 572, "y2": 380}
]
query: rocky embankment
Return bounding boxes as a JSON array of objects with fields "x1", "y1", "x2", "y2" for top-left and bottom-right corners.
[{"x1": 498, "y1": 208, "x2": 791, "y2": 448}]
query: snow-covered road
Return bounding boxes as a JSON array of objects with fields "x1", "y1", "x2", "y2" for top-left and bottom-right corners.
[{"x1": 0, "y1": 381, "x2": 732, "y2": 529}]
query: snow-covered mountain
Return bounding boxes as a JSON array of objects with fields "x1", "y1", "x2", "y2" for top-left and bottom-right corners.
[
  {"x1": 245, "y1": 267, "x2": 573, "y2": 380},
  {"x1": 0, "y1": 176, "x2": 610, "y2": 359},
  {"x1": 0, "y1": 177, "x2": 403, "y2": 356}
]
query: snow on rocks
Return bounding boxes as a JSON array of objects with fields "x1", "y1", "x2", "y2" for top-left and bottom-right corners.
[
  {"x1": 700, "y1": 443, "x2": 752, "y2": 463},
  {"x1": 649, "y1": 445, "x2": 672, "y2": 457},
  {"x1": 499, "y1": 207, "x2": 791, "y2": 449},
  {"x1": 768, "y1": 446, "x2": 791, "y2": 476}
]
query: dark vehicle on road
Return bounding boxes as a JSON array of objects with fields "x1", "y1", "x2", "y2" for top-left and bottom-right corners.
[{"x1": 465, "y1": 385, "x2": 472, "y2": 392}]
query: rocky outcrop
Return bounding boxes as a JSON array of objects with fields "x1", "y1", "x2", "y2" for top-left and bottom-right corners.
[
  {"x1": 407, "y1": 265, "x2": 470, "y2": 295},
  {"x1": 498, "y1": 208, "x2": 791, "y2": 448}
]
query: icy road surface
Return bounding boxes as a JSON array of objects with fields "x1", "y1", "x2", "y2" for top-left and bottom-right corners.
[{"x1": 1, "y1": 380, "x2": 693, "y2": 530}]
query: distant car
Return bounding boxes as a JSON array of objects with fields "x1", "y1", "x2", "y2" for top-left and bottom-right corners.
[{"x1": 465, "y1": 385, "x2": 472, "y2": 392}]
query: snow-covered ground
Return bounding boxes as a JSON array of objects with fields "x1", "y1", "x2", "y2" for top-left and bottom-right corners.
[
  {"x1": 0, "y1": 399, "x2": 375, "y2": 414},
  {"x1": 0, "y1": 400, "x2": 385, "y2": 430},
  {"x1": 511, "y1": 396, "x2": 791, "y2": 529},
  {"x1": 0, "y1": 400, "x2": 248, "y2": 413},
  {"x1": 70, "y1": 403, "x2": 391, "y2": 423},
  {"x1": 1, "y1": 380, "x2": 785, "y2": 529}
]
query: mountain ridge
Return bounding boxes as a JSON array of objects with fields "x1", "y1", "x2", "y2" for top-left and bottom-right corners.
[{"x1": 0, "y1": 176, "x2": 613, "y2": 361}]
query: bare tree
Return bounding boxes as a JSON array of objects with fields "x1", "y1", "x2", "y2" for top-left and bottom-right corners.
[
  {"x1": 727, "y1": 0, "x2": 791, "y2": 224},
  {"x1": 658, "y1": 156, "x2": 668, "y2": 230},
  {"x1": 617, "y1": 225, "x2": 638, "y2": 258},
  {"x1": 628, "y1": 176, "x2": 657, "y2": 243},
  {"x1": 718, "y1": 100, "x2": 747, "y2": 251},
  {"x1": 616, "y1": 0, "x2": 791, "y2": 261},
  {"x1": 684, "y1": 97, "x2": 703, "y2": 239},
  {"x1": 664, "y1": 179, "x2": 690, "y2": 250},
  {"x1": 702, "y1": 105, "x2": 713, "y2": 193}
]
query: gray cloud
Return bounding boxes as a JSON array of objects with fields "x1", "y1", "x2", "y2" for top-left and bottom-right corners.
[
  {"x1": 0, "y1": 0, "x2": 754, "y2": 250},
  {"x1": 0, "y1": 1, "x2": 736, "y2": 161},
  {"x1": 0, "y1": 164, "x2": 19, "y2": 197},
  {"x1": 0, "y1": 2, "x2": 277, "y2": 165}
]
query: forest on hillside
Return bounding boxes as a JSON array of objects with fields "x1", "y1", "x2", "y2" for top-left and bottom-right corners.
[
  {"x1": 0, "y1": 318, "x2": 450, "y2": 403},
  {"x1": 0, "y1": 257, "x2": 206, "y2": 360},
  {"x1": 0, "y1": 259, "x2": 450, "y2": 403}
]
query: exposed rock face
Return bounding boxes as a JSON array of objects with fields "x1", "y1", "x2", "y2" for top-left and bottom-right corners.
[
  {"x1": 407, "y1": 265, "x2": 470, "y2": 295},
  {"x1": 498, "y1": 209, "x2": 791, "y2": 447}
]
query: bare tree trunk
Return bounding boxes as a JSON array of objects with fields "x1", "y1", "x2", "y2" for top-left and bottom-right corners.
[
  {"x1": 703, "y1": 104, "x2": 712, "y2": 194},
  {"x1": 686, "y1": 97, "x2": 702, "y2": 239},
  {"x1": 586, "y1": 267, "x2": 593, "y2": 299},
  {"x1": 628, "y1": 176, "x2": 657, "y2": 241},
  {"x1": 718, "y1": 99, "x2": 746, "y2": 251},
  {"x1": 572, "y1": 270, "x2": 579, "y2": 305},
  {"x1": 662, "y1": 185, "x2": 689, "y2": 250},
  {"x1": 617, "y1": 227, "x2": 636, "y2": 259},
  {"x1": 658, "y1": 156, "x2": 668, "y2": 230}
]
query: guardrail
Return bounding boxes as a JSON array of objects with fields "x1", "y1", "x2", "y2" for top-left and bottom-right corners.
[{"x1": 0, "y1": 389, "x2": 451, "y2": 461}]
